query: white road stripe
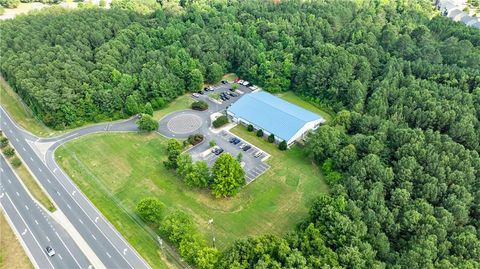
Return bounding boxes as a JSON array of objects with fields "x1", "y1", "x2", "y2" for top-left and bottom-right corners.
[
  {"x1": 8, "y1": 179, "x2": 11, "y2": 184},
  {"x1": 46, "y1": 179, "x2": 51, "y2": 183},
  {"x1": 35, "y1": 219, "x2": 39, "y2": 225},
  {"x1": 38, "y1": 168, "x2": 42, "y2": 172},
  {"x1": 78, "y1": 219, "x2": 84, "y2": 224},
  {"x1": 67, "y1": 204, "x2": 71, "y2": 209},
  {"x1": 25, "y1": 205, "x2": 29, "y2": 210},
  {"x1": 21, "y1": 228, "x2": 27, "y2": 235},
  {"x1": 46, "y1": 236, "x2": 50, "y2": 242},
  {"x1": 92, "y1": 234, "x2": 97, "y2": 240},
  {"x1": 106, "y1": 252, "x2": 112, "y2": 258},
  {"x1": 23, "y1": 147, "x2": 26, "y2": 151},
  {"x1": 15, "y1": 192, "x2": 19, "y2": 196},
  {"x1": 58, "y1": 254, "x2": 63, "y2": 260},
  {"x1": 0, "y1": 168, "x2": 4, "y2": 172}
]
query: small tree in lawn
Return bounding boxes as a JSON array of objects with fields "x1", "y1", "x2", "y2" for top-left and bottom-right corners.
[
  {"x1": 137, "y1": 114, "x2": 158, "y2": 131},
  {"x1": 256, "y1": 129, "x2": 264, "y2": 137},
  {"x1": 11, "y1": 157, "x2": 22, "y2": 168},
  {"x1": 125, "y1": 95, "x2": 139, "y2": 115},
  {"x1": 185, "y1": 161, "x2": 210, "y2": 188},
  {"x1": 136, "y1": 197, "x2": 164, "y2": 224},
  {"x1": 176, "y1": 154, "x2": 193, "y2": 178},
  {"x1": 164, "y1": 139, "x2": 182, "y2": 169},
  {"x1": 211, "y1": 153, "x2": 245, "y2": 198},
  {"x1": 247, "y1": 124, "x2": 254, "y2": 132},
  {"x1": 279, "y1": 140, "x2": 287, "y2": 151},
  {"x1": 144, "y1": 102, "x2": 154, "y2": 116},
  {"x1": 268, "y1": 134, "x2": 275, "y2": 143}
]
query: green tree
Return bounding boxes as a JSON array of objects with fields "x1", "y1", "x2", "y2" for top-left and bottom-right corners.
[
  {"x1": 195, "y1": 247, "x2": 219, "y2": 269},
  {"x1": 137, "y1": 114, "x2": 158, "y2": 131},
  {"x1": 268, "y1": 134, "x2": 275, "y2": 143},
  {"x1": 278, "y1": 140, "x2": 287, "y2": 151},
  {"x1": 164, "y1": 139, "x2": 182, "y2": 169},
  {"x1": 125, "y1": 95, "x2": 140, "y2": 116},
  {"x1": 185, "y1": 161, "x2": 210, "y2": 188},
  {"x1": 206, "y1": 63, "x2": 223, "y2": 84},
  {"x1": 256, "y1": 129, "x2": 264, "y2": 137},
  {"x1": 0, "y1": 137, "x2": 9, "y2": 148},
  {"x1": 136, "y1": 197, "x2": 164, "y2": 224},
  {"x1": 3, "y1": 147, "x2": 15, "y2": 157},
  {"x1": 212, "y1": 116, "x2": 228, "y2": 128},
  {"x1": 10, "y1": 157, "x2": 22, "y2": 168},
  {"x1": 247, "y1": 124, "x2": 254, "y2": 132},
  {"x1": 144, "y1": 102, "x2": 153, "y2": 116},
  {"x1": 177, "y1": 154, "x2": 193, "y2": 178},
  {"x1": 187, "y1": 69, "x2": 204, "y2": 92},
  {"x1": 211, "y1": 153, "x2": 245, "y2": 198}
]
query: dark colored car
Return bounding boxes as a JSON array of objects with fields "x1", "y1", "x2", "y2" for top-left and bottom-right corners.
[
  {"x1": 221, "y1": 80, "x2": 228, "y2": 84},
  {"x1": 243, "y1": 145, "x2": 252, "y2": 151},
  {"x1": 197, "y1": 91, "x2": 204, "y2": 95},
  {"x1": 229, "y1": 92, "x2": 238, "y2": 97},
  {"x1": 229, "y1": 88, "x2": 235, "y2": 92},
  {"x1": 204, "y1": 87, "x2": 209, "y2": 92},
  {"x1": 224, "y1": 94, "x2": 230, "y2": 100},
  {"x1": 233, "y1": 138, "x2": 241, "y2": 145},
  {"x1": 214, "y1": 148, "x2": 224, "y2": 155},
  {"x1": 220, "y1": 95, "x2": 226, "y2": 101}
]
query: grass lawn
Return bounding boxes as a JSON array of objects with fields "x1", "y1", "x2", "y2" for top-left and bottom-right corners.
[
  {"x1": 55, "y1": 126, "x2": 327, "y2": 268},
  {"x1": 277, "y1": 91, "x2": 334, "y2": 122},
  {"x1": 14, "y1": 161, "x2": 56, "y2": 212},
  {"x1": 153, "y1": 94, "x2": 193, "y2": 121},
  {"x1": 0, "y1": 213, "x2": 34, "y2": 269},
  {"x1": 0, "y1": 77, "x2": 56, "y2": 137},
  {"x1": 222, "y1": 73, "x2": 237, "y2": 82}
]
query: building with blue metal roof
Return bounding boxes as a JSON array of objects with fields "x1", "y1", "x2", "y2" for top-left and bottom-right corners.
[{"x1": 226, "y1": 91, "x2": 325, "y2": 145}]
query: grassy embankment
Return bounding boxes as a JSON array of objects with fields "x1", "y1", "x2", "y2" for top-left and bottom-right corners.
[{"x1": 0, "y1": 213, "x2": 34, "y2": 269}]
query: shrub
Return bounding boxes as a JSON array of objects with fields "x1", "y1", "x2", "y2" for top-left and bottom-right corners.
[
  {"x1": 247, "y1": 124, "x2": 254, "y2": 132},
  {"x1": 212, "y1": 115, "x2": 228, "y2": 128},
  {"x1": 137, "y1": 114, "x2": 159, "y2": 131},
  {"x1": 209, "y1": 140, "x2": 216, "y2": 147},
  {"x1": 268, "y1": 134, "x2": 275, "y2": 143},
  {"x1": 3, "y1": 147, "x2": 15, "y2": 157},
  {"x1": 0, "y1": 137, "x2": 8, "y2": 148},
  {"x1": 136, "y1": 197, "x2": 164, "y2": 224},
  {"x1": 11, "y1": 157, "x2": 22, "y2": 168},
  {"x1": 188, "y1": 134, "x2": 204, "y2": 145},
  {"x1": 144, "y1": 102, "x2": 153, "y2": 116},
  {"x1": 279, "y1": 140, "x2": 287, "y2": 151},
  {"x1": 191, "y1": 101, "x2": 208, "y2": 111},
  {"x1": 256, "y1": 129, "x2": 264, "y2": 137}
]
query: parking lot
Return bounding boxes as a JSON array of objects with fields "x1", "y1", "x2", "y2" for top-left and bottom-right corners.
[{"x1": 159, "y1": 80, "x2": 270, "y2": 183}]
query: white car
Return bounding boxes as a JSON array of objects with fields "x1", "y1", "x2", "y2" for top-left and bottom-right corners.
[
  {"x1": 254, "y1": 151, "x2": 262, "y2": 158},
  {"x1": 46, "y1": 246, "x2": 55, "y2": 257},
  {"x1": 192, "y1": 93, "x2": 200, "y2": 98},
  {"x1": 242, "y1": 81, "x2": 249, "y2": 86},
  {"x1": 238, "y1": 79, "x2": 244, "y2": 84}
]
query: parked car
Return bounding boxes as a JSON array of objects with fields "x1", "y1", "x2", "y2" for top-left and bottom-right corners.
[
  {"x1": 254, "y1": 151, "x2": 262, "y2": 158},
  {"x1": 220, "y1": 95, "x2": 226, "y2": 101},
  {"x1": 214, "y1": 148, "x2": 224, "y2": 155},
  {"x1": 46, "y1": 246, "x2": 55, "y2": 257},
  {"x1": 239, "y1": 143, "x2": 247, "y2": 149},
  {"x1": 224, "y1": 95, "x2": 230, "y2": 100},
  {"x1": 197, "y1": 91, "x2": 204, "y2": 95},
  {"x1": 204, "y1": 87, "x2": 209, "y2": 92},
  {"x1": 192, "y1": 93, "x2": 200, "y2": 98},
  {"x1": 238, "y1": 79, "x2": 244, "y2": 84},
  {"x1": 221, "y1": 80, "x2": 228, "y2": 84},
  {"x1": 229, "y1": 92, "x2": 238, "y2": 97},
  {"x1": 233, "y1": 138, "x2": 241, "y2": 145},
  {"x1": 243, "y1": 145, "x2": 252, "y2": 151},
  {"x1": 242, "y1": 81, "x2": 250, "y2": 86}
]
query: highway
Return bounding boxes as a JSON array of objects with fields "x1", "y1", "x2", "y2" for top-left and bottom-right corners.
[
  {"x1": 0, "y1": 155, "x2": 91, "y2": 269},
  {"x1": 0, "y1": 106, "x2": 150, "y2": 269}
]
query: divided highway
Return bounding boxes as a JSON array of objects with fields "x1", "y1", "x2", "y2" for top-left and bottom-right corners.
[
  {"x1": 0, "y1": 106, "x2": 150, "y2": 269},
  {"x1": 0, "y1": 155, "x2": 91, "y2": 269}
]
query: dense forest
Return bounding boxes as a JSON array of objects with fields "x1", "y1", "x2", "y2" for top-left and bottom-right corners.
[{"x1": 1, "y1": 0, "x2": 480, "y2": 268}]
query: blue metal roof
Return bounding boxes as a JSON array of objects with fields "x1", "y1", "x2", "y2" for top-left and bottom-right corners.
[{"x1": 227, "y1": 91, "x2": 323, "y2": 142}]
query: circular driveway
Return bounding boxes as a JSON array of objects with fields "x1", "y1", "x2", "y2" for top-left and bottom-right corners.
[
  {"x1": 167, "y1": 113, "x2": 202, "y2": 134},
  {"x1": 158, "y1": 109, "x2": 210, "y2": 138}
]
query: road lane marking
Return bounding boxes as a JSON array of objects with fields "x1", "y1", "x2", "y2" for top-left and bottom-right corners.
[
  {"x1": 25, "y1": 205, "x2": 29, "y2": 210},
  {"x1": 53, "y1": 168, "x2": 57, "y2": 173},
  {"x1": 123, "y1": 248, "x2": 127, "y2": 255},
  {"x1": 15, "y1": 138, "x2": 19, "y2": 142},
  {"x1": 21, "y1": 229, "x2": 27, "y2": 235},
  {"x1": 0, "y1": 193, "x2": 4, "y2": 198},
  {"x1": 58, "y1": 254, "x2": 63, "y2": 260},
  {"x1": 8, "y1": 179, "x2": 11, "y2": 184},
  {"x1": 35, "y1": 219, "x2": 39, "y2": 225},
  {"x1": 15, "y1": 192, "x2": 19, "y2": 196},
  {"x1": 0, "y1": 168, "x2": 4, "y2": 172},
  {"x1": 30, "y1": 157, "x2": 33, "y2": 161},
  {"x1": 47, "y1": 179, "x2": 51, "y2": 183},
  {"x1": 22, "y1": 147, "x2": 26, "y2": 151},
  {"x1": 38, "y1": 168, "x2": 42, "y2": 172},
  {"x1": 54, "y1": 231, "x2": 83, "y2": 269},
  {"x1": 78, "y1": 219, "x2": 84, "y2": 224},
  {"x1": 67, "y1": 204, "x2": 71, "y2": 209},
  {"x1": 72, "y1": 190, "x2": 76, "y2": 195},
  {"x1": 92, "y1": 234, "x2": 97, "y2": 240},
  {"x1": 46, "y1": 236, "x2": 50, "y2": 242},
  {"x1": 94, "y1": 216, "x2": 99, "y2": 223},
  {"x1": 106, "y1": 252, "x2": 112, "y2": 258}
]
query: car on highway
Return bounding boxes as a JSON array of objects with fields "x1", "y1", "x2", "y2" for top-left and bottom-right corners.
[{"x1": 46, "y1": 246, "x2": 55, "y2": 257}]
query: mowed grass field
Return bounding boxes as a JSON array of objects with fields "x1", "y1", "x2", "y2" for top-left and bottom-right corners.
[{"x1": 0, "y1": 213, "x2": 34, "y2": 269}]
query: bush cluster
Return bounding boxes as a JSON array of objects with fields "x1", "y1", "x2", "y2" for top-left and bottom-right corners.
[
  {"x1": 212, "y1": 115, "x2": 228, "y2": 128},
  {"x1": 191, "y1": 101, "x2": 208, "y2": 111}
]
